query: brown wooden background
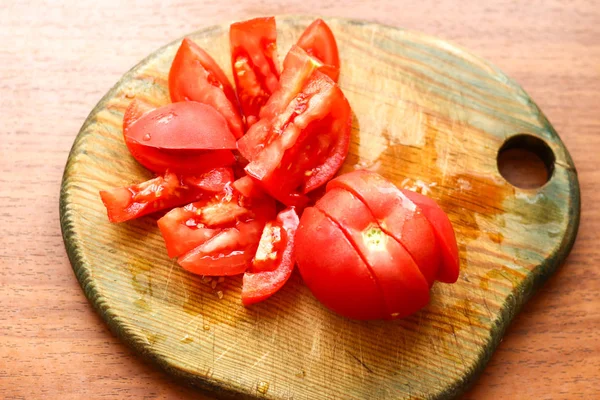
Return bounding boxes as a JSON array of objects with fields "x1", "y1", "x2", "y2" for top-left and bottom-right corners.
[{"x1": 1, "y1": 1, "x2": 598, "y2": 399}]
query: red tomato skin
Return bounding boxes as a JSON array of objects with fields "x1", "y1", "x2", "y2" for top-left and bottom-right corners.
[
  {"x1": 241, "y1": 208, "x2": 300, "y2": 306},
  {"x1": 169, "y1": 38, "x2": 244, "y2": 139},
  {"x1": 125, "y1": 102, "x2": 237, "y2": 150},
  {"x1": 123, "y1": 98, "x2": 154, "y2": 135},
  {"x1": 125, "y1": 145, "x2": 235, "y2": 175},
  {"x1": 295, "y1": 207, "x2": 387, "y2": 320},
  {"x1": 99, "y1": 168, "x2": 233, "y2": 223},
  {"x1": 230, "y1": 17, "x2": 280, "y2": 126},
  {"x1": 327, "y1": 170, "x2": 441, "y2": 287},
  {"x1": 315, "y1": 188, "x2": 430, "y2": 318},
  {"x1": 401, "y1": 189, "x2": 460, "y2": 283},
  {"x1": 297, "y1": 19, "x2": 340, "y2": 82}
]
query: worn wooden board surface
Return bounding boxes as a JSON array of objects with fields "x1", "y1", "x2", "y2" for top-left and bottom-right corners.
[{"x1": 57, "y1": 16, "x2": 579, "y2": 399}]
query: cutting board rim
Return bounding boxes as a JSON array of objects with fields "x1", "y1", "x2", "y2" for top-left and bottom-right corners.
[{"x1": 59, "y1": 15, "x2": 581, "y2": 400}]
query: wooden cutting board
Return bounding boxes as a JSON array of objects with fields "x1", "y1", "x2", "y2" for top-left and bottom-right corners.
[{"x1": 60, "y1": 16, "x2": 580, "y2": 400}]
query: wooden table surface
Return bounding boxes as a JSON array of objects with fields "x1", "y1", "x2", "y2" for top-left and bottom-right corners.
[{"x1": 1, "y1": 1, "x2": 598, "y2": 399}]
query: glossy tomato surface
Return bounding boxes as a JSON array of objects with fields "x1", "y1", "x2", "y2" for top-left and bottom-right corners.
[
  {"x1": 169, "y1": 38, "x2": 244, "y2": 138},
  {"x1": 124, "y1": 102, "x2": 237, "y2": 173},
  {"x1": 230, "y1": 17, "x2": 279, "y2": 127},
  {"x1": 242, "y1": 207, "x2": 299, "y2": 306},
  {"x1": 297, "y1": 19, "x2": 340, "y2": 82},
  {"x1": 100, "y1": 168, "x2": 233, "y2": 223}
]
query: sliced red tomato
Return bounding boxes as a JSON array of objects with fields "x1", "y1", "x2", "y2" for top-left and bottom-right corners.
[
  {"x1": 123, "y1": 98, "x2": 154, "y2": 134},
  {"x1": 297, "y1": 19, "x2": 340, "y2": 82},
  {"x1": 124, "y1": 101, "x2": 237, "y2": 174},
  {"x1": 177, "y1": 219, "x2": 266, "y2": 276},
  {"x1": 242, "y1": 208, "x2": 299, "y2": 306},
  {"x1": 230, "y1": 17, "x2": 280, "y2": 126},
  {"x1": 401, "y1": 189, "x2": 460, "y2": 283},
  {"x1": 327, "y1": 170, "x2": 441, "y2": 287},
  {"x1": 99, "y1": 168, "x2": 233, "y2": 223},
  {"x1": 315, "y1": 188, "x2": 430, "y2": 318},
  {"x1": 238, "y1": 70, "x2": 351, "y2": 206},
  {"x1": 295, "y1": 207, "x2": 387, "y2": 320},
  {"x1": 169, "y1": 38, "x2": 244, "y2": 138},
  {"x1": 232, "y1": 175, "x2": 267, "y2": 199}
]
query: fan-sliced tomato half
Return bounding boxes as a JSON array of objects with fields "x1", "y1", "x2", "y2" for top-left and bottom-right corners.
[
  {"x1": 230, "y1": 16, "x2": 280, "y2": 127},
  {"x1": 242, "y1": 208, "x2": 299, "y2": 306},
  {"x1": 169, "y1": 38, "x2": 244, "y2": 138},
  {"x1": 327, "y1": 170, "x2": 441, "y2": 287},
  {"x1": 99, "y1": 168, "x2": 233, "y2": 223},
  {"x1": 124, "y1": 101, "x2": 237, "y2": 174},
  {"x1": 238, "y1": 70, "x2": 351, "y2": 206},
  {"x1": 297, "y1": 19, "x2": 340, "y2": 82},
  {"x1": 401, "y1": 189, "x2": 460, "y2": 283},
  {"x1": 295, "y1": 207, "x2": 387, "y2": 320},
  {"x1": 314, "y1": 188, "x2": 430, "y2": 318}
]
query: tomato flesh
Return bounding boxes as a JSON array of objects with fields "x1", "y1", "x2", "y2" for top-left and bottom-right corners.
[
  {"x1": 100, "y1": 168, "x2": 233, "y2": 223},
  {"x1": 315, "y1": 188, "x2": 430, "y2": 318},
  {"x1": 401, "y1": 189, "x2": 460, "y2": 283},
  {"x1": 328, "y1": 170, "x2": 441, "y2": 287},
  {"x1": 242, "y1": 208, "x2": 299, "y2": 306},
  {"x1": 238, "y1": 69, "x2": 351, "y2": 205},
  {"x1": 169, "y1": 38, "x2": 244, "y2": 139},
  {"x1": 295, "y1": 207, "x2": 387, "y2": 320},
  {"x1": 230, "y1": 17, "x2": 280, "y2": 127},
  {"x1": 297, "y1": 19, "x2": 340, "y2": 82}
]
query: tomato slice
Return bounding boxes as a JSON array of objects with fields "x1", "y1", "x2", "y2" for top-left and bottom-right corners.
[
  {"x1": 327, "y1": 170, "x2": 441, "y2": 287},
  {"x1": 177, "y1": 219, "x2": 265, "y2": 276},
  {"x1": 123, "y1": 98, "x2": 154, "y2": 134},
  {"x1": 241, "y1": 208, "x2": 299, "y2": 306},
  {"x1": 230, "y1": 17, "x2": 280, "y2": 126},
  {"x1": 315, "y1": 188, "x2": 430, "y2": 318},
  {"x1": 401, "y1": 189, "x2": 460, "y2": 283},
  {"x1": 125, "y1": 102, "x2": 237, "y2": 150},
  {"x1": 295, "y1": 207, "x2": 387, "y2": 320},
  {"x1": 238, "y1": 70, "x2": 351, "y2": 205},
  {"x1": 99, "y1": 168, "x2": 233, "y2": 223},
  {"x1": 169, "y1": 38, "x2": 244, "y2": 139},
  {"x1": 297, "y1": 19, "x2": 340, "y2": 82},
  {"x1": 232, "y1": 175, "x2": 267, "y2": 199}
]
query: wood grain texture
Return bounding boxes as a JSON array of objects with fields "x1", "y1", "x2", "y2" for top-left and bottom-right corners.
[
  {"x1": 1, "y1": 1, "x2": 599, "y2": 399},
  {"x1": 61, "y1": 15, "x2": 580, "y2": 400}
]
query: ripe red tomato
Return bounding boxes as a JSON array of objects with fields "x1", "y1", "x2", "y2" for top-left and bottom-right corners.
[
  {"x1": 295, "y1": 207, "x2": 387, "y2": 320},
  {"x1": 327, "y1": 170, "x2": 441, "y2": 286},
  {"x1": 124, "y1": 101, "x2": 237, "y2": 174},
  {"x1": 237, "y1": 49, "x2": 351, "y2": 206},
  {"x1": 100, "y1": 168, "x2": 233, "y2": 223},
  {"x1": 401, "y1": 189, "x2": 460, "y2": 283},
  {"x1": 297, "y1": 19, "x2": 340, "y2": 82},
  {"x1": 159, "y1": 186, "x2": 276, "y2": 275},
  {"x1": 169, "y1": 38, "x2": 244, "y2": 139},
  {"x1": 241, "y1": 208, "x2": 299, "y2": 306},
  {"x1": 230, "y1": 17, "x2": 280, "y2": 126},
  {"x1": 295, "y1": 171, "x2": 459, "y2": 320}
]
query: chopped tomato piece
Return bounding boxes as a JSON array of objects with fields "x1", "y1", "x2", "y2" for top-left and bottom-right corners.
[
  {"x1": 297, "y1": 19, "x2": 340, "y2": 82},
  {"x1": 242, "y1": 208, "x2": 299, "y2": 306},
  {"x1": 230, "y1": 17, "x2": 280, "y2": 126},
  {"x1": 99, "y1": 168, "x2": 233, "y2": 223},
  {"x1": 169, "y1": 38, "x2": 244, "y2": 138}
]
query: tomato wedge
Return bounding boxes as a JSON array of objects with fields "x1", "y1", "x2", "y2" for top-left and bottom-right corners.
[
  {"x1": 297, "y1": 19, "x2": 340, "y2": 82},
  {"x1": 295, "y1": 207, "x2": 387, "y2": 320},
  {"x1": 100, "y1": 168, "x2": 233, "y2": 223},
  {"x1": 327, "y1": 170, "x2": 441, "y2": 287},
  {"x1": 230, "y1": 17, "x2": 280, "y2": 126},
  {"x1": 169, "y1": 38, "x2": 244, "y2": 139},
  {"x1": 237, "y1": 68, "x2": 351, "y2": 206},
  {"x1": 123, "y1": 98, "x2": 154, "y2": 134},
  {"x1": 315, "y1": 188, "x2": 430, "y2": 318},
  {"x1": 242, "y1": 208, "x2": 299, "y2": 306},
  {"x1": 401, "y1": 189, "x2": 460, "y2": 283},
  {"x1": 124, "y1": 102, "x2": 237, "y2": 174}
]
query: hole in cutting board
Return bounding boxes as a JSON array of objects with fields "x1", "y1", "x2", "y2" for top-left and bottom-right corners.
[{"x1": 497, "y1": 134, "x2": 555, "y2": 189}]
